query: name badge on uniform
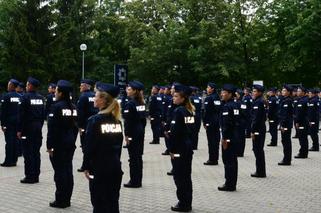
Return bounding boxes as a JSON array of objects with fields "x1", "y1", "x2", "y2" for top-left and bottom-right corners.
[
  {"x1": 88, "y1": 97, "x2": 95, "y2": 102},
  {"x1": 308, "y1": 104, "x2": 314, "y2": 107},
  {"x1": 184, "y1": 116, "x2": 195, "y2": 124},
  {"x1": 268, "y1": 101, "x2": 272, "y2": 104},
  {"x1": 157, "y1": 97, "x2": 162, "y2": 101},
  {"x1": 204, "y1": 102, "x2": 208, "y2": 105},
  {"x1": 171, "y1": 120, "x2": 176, "y2": 124},
  {"x1": 136, "y1": 105, "x2": 146, "y2": 112},
  {"x1": 233, "y1": 109, "x2": 239, "y2": 115},
  {"x1": 283, "y1": 104, "x2": 288, "y2": 108},
  {"x1": 241, "y1": 104, "x2": 247, "y2": 109},
  {"x1": 30, "y1": 99, "x2": 43, "y2": 105},
  {"x1": 214, "y1": 101, "x2": 221, "y2": 106},
  {"x1": 297, "y1": 104, "x2": 302, "y2": 107},
  {"x1": 194, "y1": 99, "x2": 200, "y2": 103},
  {"x1": 222, "y1": 112, "x2": 228, "y2": 116},
  {"x1": 124, "y1": 110, "x2": 129, "y2": 113},
  {"x1": 53, "y1": 97, "x2": 56, "y2": 101},
  {"x1": 253, "y1": 106, "x2": 258, "y2": 109},
  {"x1": 168, "y1": 105, "x2": 172, "y2": 108},
  {"x1": 101, "y1": 123, "x2": 122, "y2": 134},
  {"x1": 10, "y1": 97, "x2": 20, "y2": 103}
]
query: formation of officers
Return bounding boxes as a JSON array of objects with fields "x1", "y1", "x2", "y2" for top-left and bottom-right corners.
[{"x1": 0, "y1": 77, "x2": 320, "y2": 213}]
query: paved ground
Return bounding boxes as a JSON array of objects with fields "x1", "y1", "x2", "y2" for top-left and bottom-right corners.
[{"x1": 0, "y1": 122, "x2": 320, "y2": 213}]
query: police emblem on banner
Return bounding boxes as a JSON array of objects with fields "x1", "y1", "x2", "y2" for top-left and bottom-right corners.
[{"x1": 114, "y1": 64, "x2": 128, "y2": 93}]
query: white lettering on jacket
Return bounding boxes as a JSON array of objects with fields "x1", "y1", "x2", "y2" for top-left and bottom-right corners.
[
  {"x1": 30, "y1": 99, "x2": 43, "y2": 105},
  {"x1": 101, "y1": 124, "x2": 122, "y2": 134},
  {"x1": 62, "y1": 109, "x2": 77, "y2": 116}
]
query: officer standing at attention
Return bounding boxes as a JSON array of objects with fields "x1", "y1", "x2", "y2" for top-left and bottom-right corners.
[
  {"x1": 190, "y1": 86, "x2": 202, "y2": 150},
  {"x1": 292, "y1": 87, "x2": 299, "y2": 138},
  {"x1": 294, "y1": 86, "x2": 309, "y2": 159},
  {"x1": 123, "y1": 81, "x2": 146, "y2": 188},
  {"x1": 46, "y1": 80, "x2": 78, "y2": 208},
  {"x1": 250, "y1": 85, "x2": 267, "y2": 178},
  {"x1": 242, "y1": 87, "x2": 253, "y2": 138},
  {"x1": 234, "y1": 89, "x2": 247, "y2": 157},
  {"x1": 169, "y1": 84, "x2": 195, "y2": 212},
  {"x1": 203, "y1": 83, "x2": 221, "y2": 165},
  {"x1": 267, "y1": 88, "x2": 279, "y2": 146},
  {"x1": 77, "y1": 79, "x2": 98, "y2": 172},
  {"x1": 161, "y1": 85, "x2": 172, "y2": 155},
  {"x1": 0, "y1": 79, "x2": 21, "y2": 167},
  {"x1": 149, "y1": 85, "x2": 162, "y2": 145},
  {"x1": 278, "y1": 85, "x2": 293, "y2": 165},
  {"x1": 17, "y1": 77, "x2": 45, "y2": 184},
  {"x1": 46, "y1": 83, "x2": 56, "y2": 116},
  {"x1": 307, "y1": 89, "x2": 320, "y2": 151},
  {"x1": 219, "y1": 84, "x2": 238, "y2": 191},
  {"x1": 83, "y1": 83, "x2": 123, "y2": 213}
]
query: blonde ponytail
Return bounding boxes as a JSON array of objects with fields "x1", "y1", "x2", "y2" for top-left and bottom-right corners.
[{"x1": 97, "y1": 91, "x2": 121, "y2": 121}]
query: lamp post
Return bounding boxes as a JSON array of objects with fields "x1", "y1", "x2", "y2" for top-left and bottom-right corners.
[{"x1": 80, "y1": 43, "x2": 87, "y2": 79}]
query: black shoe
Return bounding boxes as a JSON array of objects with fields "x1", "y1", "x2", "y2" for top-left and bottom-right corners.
[
  {"x1": 167, "y1": 170, "x2": 173, "y2": 176},
  {"x1": 218, "y1": 184, "x2": 236, "y2": 192},
  {"x1": 0, "y1": 163, "x2": 16, "y2": 167},
  {"x1": 77, "y1": 168, "x2": 85, "y2": 172},
  {"x1": 292, "y1": 136, "x2": 298, "y2": 139},
  {"x1": 49, "y1": 201, "x2": 70, "y2": 209},
  {"x1": 267, "y1": 143, "x2": 277, "y2": 147},
  {"x1": 278, "y1": 161, "x2": 291, "y2": 166},
  {"x1": 309, "y1": 148, "x2": 319, "y2": 152},
  {"x1": 162, "y1": 150, "x2": 170, "y2": 155},
  {"x1": 149, "y1": 141, "x2": 160, "y2": 144},
  {"x1": 20, "y1": 177, "x2": 39, "y2": 184},
  {"x1": 123, "y1": 181, "x2": 142, "y2": 188},
  {"x1": 294, "y1": 154, "x2": 307, "y2": 159},
  {"x1": 203, "y1": 160, "x2": 218, "y2": 166},
  {"x1": 251, "y1": 172, "x2": 266, "y2": 178},
  {"x1": 171, "y1": 203, "x2": 192, "y2": 212},
  {"x1": 123, "y1": 145, "x2": 128, "y2": 148}
]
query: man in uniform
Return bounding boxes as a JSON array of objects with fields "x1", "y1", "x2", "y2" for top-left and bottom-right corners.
[
  {"x1": 294, "y1": 86, "x2": 309, "y2": 158},
  {"x1": 267, "y1": 88, "x2": 279, "y2": 146},
  {"x1": 242, "y1": 87, "x2": 252, "y2": 138},
  {"x1": 203, "y1": 83, "x2": 221, "y2": 165},
  {"x1": 161, "y1": 85, "x2": 172, "y2": 155},
  {"x1": 16, "y1": 82, "x2": 25, "y2": 95},
  {"x1": 218, "y1": 84, "x2": 238, "y2": 191},
  {"x1": 292, "y1": 87, "x2": 299, "y2": 138},
  {"x1": 190, "y1": 86, "x2": 202, "y2": 150},
  {"x1": 17, "y1": 77, "x2": 45, "y2": 183},
  {"x1": 149, "y1": 85, "x2": 163, "y2": 144},
  {"x1": 0, "y1": 79, "x2": 21, "y2": 167},
  {"x1": 307, "y1": 89, "x2": 320, "y2": 151},
  {"x1": 77, "y1": 79, "x2": 98, "y2": 172},
  {"x1": 250, "y1": 85, "x2": 267, "y2": 178},
  {"x1": 46, "y1": 83, "x2": 56, "y2": 116}
]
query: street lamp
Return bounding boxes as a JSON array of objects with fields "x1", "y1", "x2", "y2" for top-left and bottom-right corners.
[{"x1": 80, "y1": 43, "x2": 87, "y2": 79}]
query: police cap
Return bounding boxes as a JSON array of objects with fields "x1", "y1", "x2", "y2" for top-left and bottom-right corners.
[
  {"x1": 49, "y1": 83, "x2": 56, "y2": 89},
  {"x1": 128, "y1": 80, "x2": 144, "y2": 90},
  {"x1": 283, "y1": 84, "x2": 293, "y2": 92},
  {"x1": 81, "y1": 79, "x2": 95, "y2": 86},
  {"x1": 297, "y1": 85, "x2": 306, "y2": 92},
  {"x1": 96, "y1": 82, "x2": 120, "y2": 98},
  {"x1": 207, "y1": 82, "x2": 217, "y2": 89},
  {"x1": 174, "y1": 84, "x2": 193, "y2": 96},
  {"x1": 27, "y1": 77, "x2": 40, "y2": 87},
  {"x1": 57, "y1": 80, "x2": 72, "y2": 93},
  {"x1": 9, "y1": 79, "x2": 19, "y2": 87},
  {"x1": 222, "y1": 84, "x2": 236, "y2": 94}
]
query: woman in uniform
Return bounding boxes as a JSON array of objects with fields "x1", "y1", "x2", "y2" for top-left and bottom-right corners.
[
  {"x1": 46, "y1": 80, "x2": 78, "y2": 208},
  {"x1": 123, "y1": 80, "x2": 146, "y2": 188},
  {"x1": 83, "y1": 82, "x2": 123, "y2": 213},
  {"x1": 169, "y1": 84, "x2": 195, "y2": 212}
]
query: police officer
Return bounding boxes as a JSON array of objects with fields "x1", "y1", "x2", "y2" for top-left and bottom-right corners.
[
  {"x1": 278, "y1": 85, "x2": 293, "y2": 165},
  {"x1": 17, "y1": 77, "x2": 45, "y2": 183},
  {"x1": 292, "y1": 87, "x2": 299, "y2": 138},
  {"x1": 83, "y1": 83, "x2": 123, "y2": 213},
  {"x1": 77, "y1": 79, "x2": 98, "y2": 172},
  {"x1": 267, "y1": 87, "x2": 279, "y2": 146},
  {"x1": 235, "y1": 89, "x2": 247, "y2": 157},
  {"x1": 0, "y1": 79, "x2": 21, "y2": 167},
  {"x1": 294, "y1": 86, "x2": 309, "y2": 159},
  {"x1": 46, "y1": 83, "x2": 56, "y2": 116},
  {"x1": 149, "y1": 85, "x2": 162, "y2": 144},
  {"x1": 169, "y1": 84, "x2": 194, "y2": 212},
  {"x1": 16, "y1": 82, "x2": 25, "y2": 95},
  {"x1": 123, "y1": 81, "x2": 146, "y2": 188},
  {"x1": 161, "y1": 85, "x2": 172, "y2": 155},
  {"x1": 190, "y1": 86, "x2": 202, "y2": 150},
  {"x1": 250, "y1": 85, "x2": 267, "y2": 178},
  {"x1": 46, "y1": 80, "x2": 78, "y2": 208},
  {"x1": 307, "y1": 89, "x2": 320, "y2": 151},
  {"x1": 243, "y1": 87, "x2": 253, "y2": 138},
  {"x1": 219, "y1": 84, "x2": 238, "y2": 191},
  {"x1": 203, "y1": 83, "x2": 221, "y2": 165}
]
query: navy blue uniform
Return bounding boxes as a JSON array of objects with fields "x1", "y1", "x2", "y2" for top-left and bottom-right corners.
[
  {"x1": 190, "y1": 94, "x2": 202, "y2": 150},
  {"x1": 77, "y1": 90, "x2": 98, "y2": 169},
  {"x1": 294, "y1": 96, "x2": 309, "y2": 157},
  {"x1": 293, "y1": 97, "x2": 299, "y2": 138},
  {"x1": 203, "y1": 93, "x2": 221, "y2": 163},
  {"x1": 235, "y1": 99, "x2": 247, "y2": 157},
  {"x1": 251, "y1": 96, "x2": 267, "y2": 176},
  {"x1": 278, "y1": 96, "x2": 293, "y2": 163},
  {"x1": 267, "y1": 95, "x2": 279, "y2": 146},
  {"x1": 84, "y1": 114, "x2": 123, "y2": 213},
  {"x1": 307, "y1": 96, "x2": 320, "y2": 150},
  {"x1": 242, "y1": 94, "x2": 253, "y2": 137},
  {"x1": 18, "y1": 91, "x2": 45, "y2": 180},
  {"x1": 169, "y1": 106, "x2": 194, "y2": 209},
  {"x1": 149, "y1": 94, "x2": 163, "y2": 143},
  {"x1": 164, "y1": 98, "x2": 177, "y2": 153},
  {"x1": 221, "y1": 99, "x2": 239, "y2": 188},
  {"x1": 46, "y1": 93, "x2": 56, "y2": 116},
  {"x1": 47, "y1": 100, "x2": 78, "y2": 206},
  {"x1": 123, "y1": 99, "x2": 146, "y2": 186},
  {"x1": 1, "y1": 91, "x2": 21, "y2": 165}
]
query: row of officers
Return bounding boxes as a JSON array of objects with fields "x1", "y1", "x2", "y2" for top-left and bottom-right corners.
[{"x1": 0, "y1": 77, "x2": 320, "y2": 213}]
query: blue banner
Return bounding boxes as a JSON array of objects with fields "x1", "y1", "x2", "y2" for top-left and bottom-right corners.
[{"x1": 114, "y1": 64, "x2": 128, "y2": 94}]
